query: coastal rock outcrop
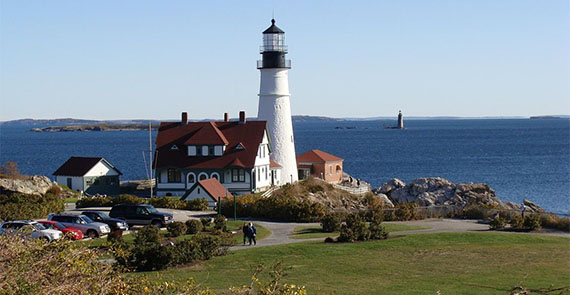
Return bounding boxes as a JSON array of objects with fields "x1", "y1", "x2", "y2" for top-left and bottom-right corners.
[
  {"x1": 374, "y1": 177, "x2": 543, "y2": 211},
  {"x1": 0, "y1": 175, "x2": 55, "y2": 196}
]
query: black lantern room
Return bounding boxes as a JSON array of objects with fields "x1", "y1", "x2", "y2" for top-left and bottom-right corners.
[{"x1": 258, "y1": 19, "x2": 291, "y2": 69}]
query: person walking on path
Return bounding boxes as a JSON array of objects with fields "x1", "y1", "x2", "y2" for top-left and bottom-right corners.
[
  {"x1": 242, "y1": 223, "x2": 249, "y2": 245},
  {"x1": 248, "y1": 222, "x2": 257, "y2": 246}
]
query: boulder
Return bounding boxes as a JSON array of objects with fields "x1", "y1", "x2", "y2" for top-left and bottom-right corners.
[
  {"x1": 377, "y1": 178, "x2": 406, "y2": 195},
  {"x1": 375, "y1": 193, "x2": 394, "y2": 208},
  {"x1": 523, "y1": 199, "x2": 545, "y2": 213},
  {"x1": 0, "y1": 175, "x2": 54, "y2": 196},
  {"x1": 409, "y1": 177, "x2": 452, "y2": 195}
]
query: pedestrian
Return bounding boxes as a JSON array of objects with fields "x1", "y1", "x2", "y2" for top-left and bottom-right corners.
[
  {"x1": 242, "y1": 223, "x2": 249, "y2": 245},
  {"x1": 248, "y1": 222, "x2": 257, "y2": 246},
  {"x1": 521, "y1": 202, "x2": 526, "y2": 218}
]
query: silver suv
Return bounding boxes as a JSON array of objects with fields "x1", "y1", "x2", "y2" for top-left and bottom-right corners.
[
  {"x1": 0, "y1": 220, "x2": 63, "y2": 242},
  {"x1": 48, "y1": 213, "x2": 111, "y2": 238}
]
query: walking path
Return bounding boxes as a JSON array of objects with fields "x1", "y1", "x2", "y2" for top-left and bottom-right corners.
[{"x1": 65, "y1": 205, "x2": 570, "y2": 250}]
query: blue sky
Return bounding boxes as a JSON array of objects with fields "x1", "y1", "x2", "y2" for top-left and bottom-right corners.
[{"x1": 1, "y1": 0, "x2": 568, "y2": 120}]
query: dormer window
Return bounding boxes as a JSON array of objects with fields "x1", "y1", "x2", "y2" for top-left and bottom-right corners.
[
  {"x1": 171, "y1": 145, "x2": 179, "y2": 151},
  {"x1": 188, "y1": 146, "x2": 197, "y2": 156},
  {"x1": 235, "y1": 143, "x2": 245, "y2": 150}
]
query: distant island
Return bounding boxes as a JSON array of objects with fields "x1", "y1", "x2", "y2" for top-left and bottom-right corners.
[
  {"x1": 529, "y1": 116, "x2": 562, "y2": 119},
  {"x1": 31, "y1": 124, "x2": 159, "y2": 132}
]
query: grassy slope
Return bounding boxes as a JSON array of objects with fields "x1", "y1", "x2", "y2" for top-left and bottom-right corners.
[
  {"x1": 290, "y1": 223, "x2": 430, "y2": 239},
  {"x1": 148, "y1": 232, "x2": 570, "y2": 295}
]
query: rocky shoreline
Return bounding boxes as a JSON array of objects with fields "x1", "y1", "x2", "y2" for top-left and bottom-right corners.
[
  {"x1": 373, "y1": 177, "x2": 544, "y2": 213},
  {"x1": 31, "y1": 124, "x2": 158, "y2": 132}
]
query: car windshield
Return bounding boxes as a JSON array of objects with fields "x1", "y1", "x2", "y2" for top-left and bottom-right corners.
[
  {"x1": 99, "y1": 212, "x2": 111, "y2": 219},
  {"x1": 32, "y1": 223, "x2": 46, "y2": 230},
  {"x1": 55, "y1": 222, "x2": 67, "y2": 229},
  {"x1": 82, "y1": 216, "x2": 94, "y2": 223},
  {"x1": 146, "y1": 206, "x2": 158, "y2": 214}
]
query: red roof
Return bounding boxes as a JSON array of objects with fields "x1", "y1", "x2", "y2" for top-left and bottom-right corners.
[
  {"x1": 296, "y1": 149, "x2": 343, "y2": 163},
  {"x1": 197, "y1": 178, "x2": 232, "y2": 200},
  {"x1": 53, "y1": 157, "x2": 121, "y2": 176},
  {"x1": 269, "y1": 159, "x2": 282, "y2": 169},
  {"x1": 154, "y1": 120, "x2": 267, "y2": 170}
]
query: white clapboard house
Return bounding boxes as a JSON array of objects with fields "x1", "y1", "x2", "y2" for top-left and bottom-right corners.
[{"x1": 53, "y1": 157, "x2": 121, "y2": 195}]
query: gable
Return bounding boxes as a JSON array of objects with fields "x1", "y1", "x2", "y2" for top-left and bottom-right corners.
[{"x1": 84, "y1": 159, "x2": 121, "y2": 177}]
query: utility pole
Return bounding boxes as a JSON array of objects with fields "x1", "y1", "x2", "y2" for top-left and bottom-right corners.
[{"x1": 149, "y1": 121, "x2": 153, "y2": 198}]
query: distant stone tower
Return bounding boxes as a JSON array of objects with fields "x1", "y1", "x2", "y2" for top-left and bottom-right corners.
[
  {"x1": 397, "y1": 110, "x2": 404, "y2": 129},
  {"x1": 257, "y1": 19, "x2": 298, "y2": 184}
]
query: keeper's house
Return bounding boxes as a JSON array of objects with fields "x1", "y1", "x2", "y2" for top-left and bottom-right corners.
[
  {"x1": 53, "y1": 157, "x2": 122, "y2": 195},
  {"x1": 297, "y1": 149, "x2": 343, "y2": 184},
  {"x1": 153, "y1": 111, "x2": 282, "y2": 197}
]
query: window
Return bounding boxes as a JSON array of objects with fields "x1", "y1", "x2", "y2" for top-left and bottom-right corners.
[
  {"x1": 187, "y1": 173, "x2": 196, "y2": 183},
  {"x1": 197, "y1": 188, "x2": 201, "y2": 194},
  {"x1": 167, "y1": 168, "x2": 181, "y2": 183},
  {"x1": 157, "y1": 172, "x2": 161, "y2": 183},
  {"x1": 188, "y1": 146, "x2": 197, "y2": 156},
  {"x1": 171, "y1": 145, "x2": 179, "y2": 150},
  {"x1": 67, "y1": 178, "x2": 72, "y2": 188},
  {"x1": 329, "y1": 165, "x2": 332, "y2": 175},
  {"x1": 202, "y1": 146, "x2": 209, "y2": 156},
  {"x1": 211, "y1": 173, "x2": 219, "y2": 180},
  {"x1": 265, "y1": 167, "x2": 268, "y2": 180},
  {"x1": 232, "y1": 168, "x2": 245, "y2": 182},
  {"x1": 258, "y1": 168, "x2": 260, "y2": 181},
  {"x1": 199, "y1": 173, "x2": 208, "y2": 181}
]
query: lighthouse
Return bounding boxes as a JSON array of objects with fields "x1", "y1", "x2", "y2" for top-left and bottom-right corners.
[{"x1": 257, "y1": 19, "x2": 298, "y2": 184}]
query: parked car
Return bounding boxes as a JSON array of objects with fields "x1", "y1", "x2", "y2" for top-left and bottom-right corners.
[
  {"x1": 81, "y1": 210, "x2": 129, "y2": 231},
  {"x1": 47, "y1": 213, "x2": 111, "y2": 238},
  {"x1": 37, "y1": 220, "x2": 84, "y2": 240},
  {"x1": 109, "y1": 204, "x2": 174, "y2": 227},
  {"x1": 0, "y1": 220, "x2": 63, "y2": 242}
]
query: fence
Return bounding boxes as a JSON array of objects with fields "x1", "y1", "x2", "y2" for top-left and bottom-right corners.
[{"x1": 332, "y1": 183, "x2": 371, "y2": 195}]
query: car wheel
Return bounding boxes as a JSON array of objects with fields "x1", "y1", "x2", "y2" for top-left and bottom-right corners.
[
  {"x1": 86, "y1": 230, "x2": 98, "y2": 239},
  {"x1": 151, "y1": 220, "x2": 163, "y2": 228}
]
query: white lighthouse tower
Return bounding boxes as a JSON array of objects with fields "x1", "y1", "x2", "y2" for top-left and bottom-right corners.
[{"x1": 257, "y1": 19, "x2": 298, "y2": 184}]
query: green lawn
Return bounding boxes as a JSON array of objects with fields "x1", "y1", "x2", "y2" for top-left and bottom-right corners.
[
  {"x1": 64, "y1": 197, "x2": 79, "y2": 203},
  {"x1": 145, "y1": 232, "x2": 570, "y2": 294},
  {"x1": 290, "y1": 223, "x2": 430, "y2": 239}
]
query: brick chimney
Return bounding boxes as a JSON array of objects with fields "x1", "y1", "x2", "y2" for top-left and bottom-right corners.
[
  {"x1": 224, "y1": 112, "x2": 229, "y2": 122},
  {"x1": 239, "y1": 111, "x2": 246, "y2": 124},
  {"x1": 181, "y1": 112, "x2": 188, "y2": 125}
]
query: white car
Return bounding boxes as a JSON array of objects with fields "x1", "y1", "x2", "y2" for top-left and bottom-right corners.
[{"x1": 0, "y1": 220, "x2": 63, "y2": 242}]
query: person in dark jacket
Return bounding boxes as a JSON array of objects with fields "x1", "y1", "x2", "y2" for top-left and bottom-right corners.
[
  {"x1": 242, "y1": 223, "x2": 249, "y2": 245},
  {"x1": 248, "y1": 222, "x2": 257, "y2": 246}
]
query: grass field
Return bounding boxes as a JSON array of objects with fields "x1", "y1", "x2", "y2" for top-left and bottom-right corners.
[
  {"x1": 289, "y1": 223, "x2": 430, "y2": 239},
  {"x1": 64, "y1": 197, "x2": 78, "y2": 203},
  {"x1": 146, "y1": 232, "x2": 570, "y2": 295}
]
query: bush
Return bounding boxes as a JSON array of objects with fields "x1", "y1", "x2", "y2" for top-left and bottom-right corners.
[
  {"x1": 509, "y1": 215, "x2": 524, "y2": 229},
  {"x1": 556, "y1": 217, "x2": 570, "y2": 232},
  {"x1": 220, "y1": 194, "x2": 327, "y2": 222},
  {"x1": 167, "y1": 222, "x2": 187, "y2": 237},
  {"x1": 184, "y1": 198, "x2": 209, "y2": 211},
  {"x1": 185, "y1": 219, "x2": 203, "y2": 234},
  {"x1": 337, "y1": 226, "x2": 355, "y2": 243},
  {"x1": 200, "y1": 217, "x2": 211, "y2": 228},
  {"x1": 149, "y1": 197, "x2": 184, "y2": 209},
  {"x1": 394, "y1": 203, "x2": 419, "y2": 221},
  {"x1": 321, "y1": 213, "x2": 342, "y2": 233},
  {"x1": 193, "y1": 233, "x2": 223, "y2": 259},
  {"x1": 345, "y1": 213, "x2": 370, "y2": 241},
  {"x1": 214, "y1": 214, "x2": 227, "y2": 231},
  {"x1": 489, "y1": 216, "x2": 506, "y2": 230},
  {"x1": 368, "y1": 214, "x2": 388, "y2": 240},
  {"x1": 113, "y1": 194, "x2": 143, "y2": 205},
  {"x1": 0, "y1": 191, "x2": 64, "y2": 221},
  {"x1": 170, "y1": 239, "x2": 202, "y2": 265},
  {"x1": 135, "y1": 225, "x2": 163, "y2": 245},
  {"x1": 524, "y1": 214, "x2": 542, "y2": 231},
  {"x1": 76, "y1": 196, "x2": 112, "y2": 208}
]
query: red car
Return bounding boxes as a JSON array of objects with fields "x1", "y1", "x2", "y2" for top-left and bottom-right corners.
[{"x1": 38, "y1": 220, "x2": 84, "y2": 240}]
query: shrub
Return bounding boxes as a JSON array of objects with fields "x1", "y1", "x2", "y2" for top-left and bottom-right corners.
[
  {"x1": 113, "y1": 194, "x2": 143, "y2": 205},
  {"x1": 0, "y1": 192, "x2": 64, "y2": 221},
  {"x1": 76, "y1": 196, "x2": 112, "y2": 208},
  {"x1": 345, "y1": 213, "x2": 370, "y2": 241},
  {"x1": 214, "y1": 214, "x2": 227, "y2": 231},
  {"x1": 509, "y1": 215, "x2": 524, "y2": 229},
  {"x1": 134, "y1": 225, "x2": 163, "y2": 245},
  {"x1": 167, "y1": 222, "x2": 187, "y2": 237},
  {"x1": 193, "y1": 233, "x2": 223, "y2": 259},
  {"x1": 524, "y1": 214, "x2": 542, "y2": 231},
  {"x1": 184, "y1": 198, "x2": 209, "y2": 211},
  {"x1": 369, "y1": 222, "x2": 388, "y2": 240},
  {"x1": 170, "y1": 239, "x2": 202, "y2": 265},
  {"x1": 220, "y1": 194, "x2": 327, "y2": 222},
  {"x1": 557, "y1": 217, "x2": 570, "y2": 232},
  {"x1": 185, "y1": 219, "x2": 203, "y2": 234},
  {"x1": 337, "y1": 226, "x2": 355, "y2": 243},
  {"x1": 394, "y1": 203, "x2": 419, "y2": 221},
  {"x1": 321, "y1": 213, "x2": 342, "y2": 232},
  {"x1": 489, "y1": 216, "x2": 506, "y2": 230},
  {"x1": 149, "y1": 197, "x2": 184, "y2": 209},
  {"x1": 200, "y1": 217, "x2": 211, "y2": 228}
]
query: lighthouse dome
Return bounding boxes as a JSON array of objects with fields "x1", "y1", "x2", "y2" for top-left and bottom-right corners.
[{"x1": 263, "y1": 19, "x2": 284, "y2": 34}]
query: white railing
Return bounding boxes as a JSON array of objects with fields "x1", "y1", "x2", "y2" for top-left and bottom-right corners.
[{"x1": 332, "y1": 183, "x2": 371, "y2": 195}]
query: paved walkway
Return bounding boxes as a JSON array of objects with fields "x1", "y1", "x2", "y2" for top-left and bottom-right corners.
[{"x1": 65, "y1": 206, "x2": 570, "y2": 249}]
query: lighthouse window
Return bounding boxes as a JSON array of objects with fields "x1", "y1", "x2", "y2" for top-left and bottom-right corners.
[{"x1": 167, "y1": 169, "x2": 181, "y2": 183}]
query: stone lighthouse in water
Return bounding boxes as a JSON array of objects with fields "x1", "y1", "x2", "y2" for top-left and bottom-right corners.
[{"x1": 257, "y1": 19, "x2": 298, "y2": 184}]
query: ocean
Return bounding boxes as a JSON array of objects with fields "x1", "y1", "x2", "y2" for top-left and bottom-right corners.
[{"x1": 1, "y1": 119, "x2": 568, "y2": 214}]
